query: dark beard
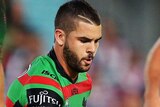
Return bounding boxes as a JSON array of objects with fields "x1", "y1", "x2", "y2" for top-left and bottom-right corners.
[{"x1": 63, "y1": 43, "x2": 87, "y2": 73}]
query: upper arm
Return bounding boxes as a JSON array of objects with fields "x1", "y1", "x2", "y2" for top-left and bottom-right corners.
[
  {"x1": 6, "y1": 79, "x2": 23, "y2": 107},
  {"x1": 6, "y1": 78, "x2": 64, "y2": 107}
]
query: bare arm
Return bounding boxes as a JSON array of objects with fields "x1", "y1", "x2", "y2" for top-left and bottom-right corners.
[{"x1": 144, "y1": 38, "x2": 160, "y2": 107}]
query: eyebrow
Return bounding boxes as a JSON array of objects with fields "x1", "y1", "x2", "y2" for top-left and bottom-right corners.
[
  {"x1": 96, "y1": 36, "x2": 102, "y2": 41},
  {"x1": 77, "y1": 36, "x2": 102, "y2": 41}
]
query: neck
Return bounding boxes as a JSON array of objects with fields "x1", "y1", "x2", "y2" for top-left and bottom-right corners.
[{"x1": 53, "y1": 45, "x2": 78, "y2": 82}]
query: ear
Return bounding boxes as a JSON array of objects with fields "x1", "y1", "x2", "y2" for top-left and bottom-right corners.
[{"x1": 55, "y1": 29, "x2": 65, "y2": 46}]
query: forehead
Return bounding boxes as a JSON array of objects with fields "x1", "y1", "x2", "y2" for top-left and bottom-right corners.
[{"x1": 73, "y1": 21, "x2": 102, "y2": 39}]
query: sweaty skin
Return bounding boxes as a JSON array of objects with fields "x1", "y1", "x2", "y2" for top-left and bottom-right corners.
[{"x1": 144, "y1": 38, "x2": 160, "y2": 107}]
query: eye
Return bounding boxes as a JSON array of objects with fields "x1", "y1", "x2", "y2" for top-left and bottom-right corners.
[
  {"x1": 95, "y1": 39, "x2": 99, "y2": 43},
  {"x1": 78, "y1": 38, "x2": 91, "y2": 43},
  {"x1": 80, "y1": 39, "x2": 89, "y2": 43}
]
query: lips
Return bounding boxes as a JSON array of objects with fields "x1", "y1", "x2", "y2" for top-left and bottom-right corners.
[
  {"x1": 83, "y1": 58, "x2": 93, "y2": 65},
  {"x1": 83, "y1": 53, "x2": 94, "y2": 65}
]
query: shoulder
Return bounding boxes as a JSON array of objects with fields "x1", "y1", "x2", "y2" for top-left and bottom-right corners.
[
  {"x1": 6, "y1": 56, "x2": 65, "y2": 106},
  {"x1": 25, "y1": 55, "x2": 57, "y2": 79},
  {"x1": 16, "y1": 55, "x2": 60, "y2": 86},
  {"x1": 8, "y1": 55, "x2": 61, "y2": 94}
]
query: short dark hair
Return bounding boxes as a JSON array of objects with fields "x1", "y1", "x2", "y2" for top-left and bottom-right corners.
[{"x1": 55, "y1": 0, "x2": 101, "y2": 35}]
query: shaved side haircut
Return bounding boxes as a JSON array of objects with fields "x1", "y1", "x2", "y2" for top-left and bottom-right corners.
[{"x1": 54, "y1": 0, "x2": 101, "y2": 35}]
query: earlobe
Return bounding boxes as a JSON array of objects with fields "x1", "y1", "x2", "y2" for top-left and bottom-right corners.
[{"x1": 55, "y1": 29, "x2": 65, "y2": 46}]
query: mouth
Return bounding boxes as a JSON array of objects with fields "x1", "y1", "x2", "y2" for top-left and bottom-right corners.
[
  {"x1": 82, "y1": 53, "x2": 94, "y2": 66},
  {"x1": 83, "y1": 58, "x2": 93, "y2": 65}
]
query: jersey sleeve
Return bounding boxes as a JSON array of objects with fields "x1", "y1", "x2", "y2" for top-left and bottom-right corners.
[
  {"x1": 6, "y1": 79, "x2": 23, "y2": 107},
  {"x1": 6, "y1": 74, "x2": 64, "y2": 107},
  {"x1": 6, "y1": 57, "x2": 64, "y2": 107}
]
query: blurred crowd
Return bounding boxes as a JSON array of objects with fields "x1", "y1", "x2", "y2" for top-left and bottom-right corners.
[
  {"x1": 88, "y1": 19, "x2": 145, "y2": 107},
  {"x1": 2, "y1": 0, "x2": 145, "y2": 107}
]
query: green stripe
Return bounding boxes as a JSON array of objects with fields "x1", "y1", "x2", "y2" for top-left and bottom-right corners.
[
  {"x1": 65, "y1": 91, "x2": 91, "y2": 107},
  {"x1": 77, "y1": 73, "x2": 88, "y2": 83},
  {"x1": 7, "y1": 79, "x2": 23, "y2": 104}
]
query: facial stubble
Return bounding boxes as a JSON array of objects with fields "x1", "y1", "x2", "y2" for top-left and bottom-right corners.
[{"x1": 63, "y1": 42, "x2": 90, "y2": 73}]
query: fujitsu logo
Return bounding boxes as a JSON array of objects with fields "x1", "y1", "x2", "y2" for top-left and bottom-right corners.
[{"x1": 28, "y1": 90, "x2": 61, "y2": 107}]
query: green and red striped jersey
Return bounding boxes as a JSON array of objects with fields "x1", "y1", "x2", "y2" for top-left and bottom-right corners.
[{"x1": 6, "y1": 50, "x2": 92, "y2": 107}]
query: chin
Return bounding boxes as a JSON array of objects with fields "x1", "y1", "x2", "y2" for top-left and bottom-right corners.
[
  {"x1": 76, "y1": 64, "x2": 91, "y2": 73},
  {"x1": 82, "y1": 66, "x2": 90, "y2": 72},
  {"x1": 77, "y1": 67, "x2": 88, "y2": 73}
]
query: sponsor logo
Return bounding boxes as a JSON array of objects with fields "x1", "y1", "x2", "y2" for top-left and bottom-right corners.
[
  {"x1": 71, "y1": 88, "x2": 78, "y2": 95},
  {"x1": 27, "y1": 88, "x2": 62, "y2": 107},
  {"x1": 41, "y1": 70, "x2": 56, "y2": 79}
]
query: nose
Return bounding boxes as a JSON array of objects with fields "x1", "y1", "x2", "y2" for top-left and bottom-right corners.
[{"x1": 87, "y1": 42, "x2": 96, "y2": 54}]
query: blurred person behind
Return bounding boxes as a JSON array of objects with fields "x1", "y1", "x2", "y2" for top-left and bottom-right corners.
[
  {"x1": 119, "y1": 47, "x2": 144, "y2": 107},
  {"x1": 0, "y1": 0, "x2": 7, "y2": 106},
  {"x1": 99, "y1": 19, "x2": 132, "y2": 87},
  {"x1": 88, "y1": 18, "x2": 134, "y2": 107},
  {"x1": 2, "y1": 0, "x2": 42, "y2": 95}
]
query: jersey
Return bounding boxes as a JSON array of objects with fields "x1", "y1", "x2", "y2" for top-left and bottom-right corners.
[{"x1": 6, "y1": 50, "x2": 92, "y2": 107}]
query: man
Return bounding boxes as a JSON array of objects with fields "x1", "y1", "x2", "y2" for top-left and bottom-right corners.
[
  {"x1": 6, "y1": 0, "x2": 102, "y2": 106},
  {"x1": 0, "y1": 0, "x2": 7, "y2": 106},
  {"x1": 144, "y1": 38, "x2": 160, "y2": 107}
]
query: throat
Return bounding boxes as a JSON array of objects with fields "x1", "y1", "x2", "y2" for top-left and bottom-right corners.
[
  {"x1": 70, "y1": 74, "x2": 78, "y2": 82},
  {"x1": 65, "y1": 68, "x2": 79, "y2": 83}
]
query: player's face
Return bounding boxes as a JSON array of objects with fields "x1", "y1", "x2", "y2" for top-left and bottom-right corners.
[{"x1": 63, "y1": 21, "x2": 102, "y2": 73}]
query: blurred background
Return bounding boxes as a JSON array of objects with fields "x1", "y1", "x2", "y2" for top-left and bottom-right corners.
[{"x1": 2, "y1": 0, "x2": 160, "y2": 107}]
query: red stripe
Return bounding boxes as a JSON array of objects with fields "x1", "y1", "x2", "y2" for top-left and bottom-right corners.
[
  {"x1": 18, "y1": 73, "x2": 92, "y2": 100},
  {"x1": 6, "y1": 96, "x2": 14, "y2": 107},
  {"x1": 63, "y1": 73, "x2": 92, "y2": 100},
  {"x1": 18, "y1": 74, "x2": 29, "y2": 85},
  {"x1": 18, "y1": 74, "x2": 62, "y2": 91}
]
